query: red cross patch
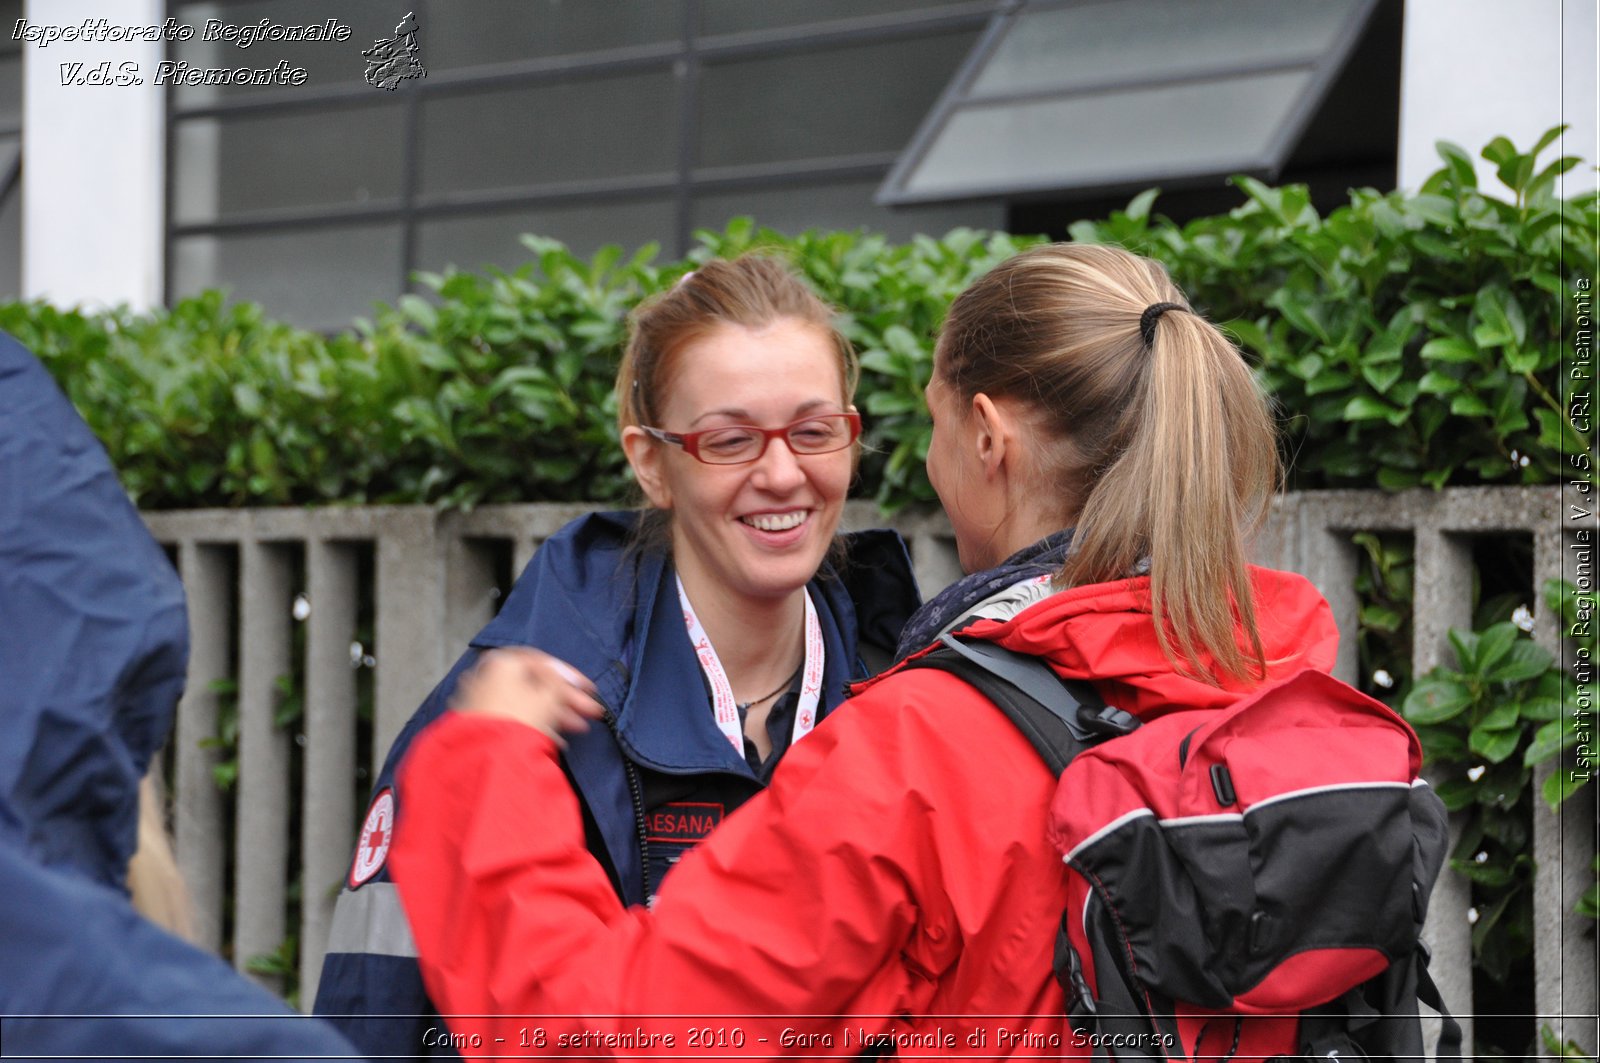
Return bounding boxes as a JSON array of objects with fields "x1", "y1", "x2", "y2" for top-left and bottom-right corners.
[{"x1": 348, "y1": 788, "x2": 395, "y2": 889}]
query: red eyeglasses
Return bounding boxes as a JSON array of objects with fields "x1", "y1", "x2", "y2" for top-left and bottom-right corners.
[{"x1": 640, "y1": 412, "x2": 861, "y2": 466}]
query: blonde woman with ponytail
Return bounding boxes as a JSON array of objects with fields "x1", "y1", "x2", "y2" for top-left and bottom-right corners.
[{"x1": 387, "y1": 243, "x2": 1344, "y2": 1051}]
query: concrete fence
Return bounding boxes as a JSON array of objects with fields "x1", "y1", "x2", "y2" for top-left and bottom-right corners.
[{"x1": 144, "y1": 487, "x2": 1594, "y2": 1051}]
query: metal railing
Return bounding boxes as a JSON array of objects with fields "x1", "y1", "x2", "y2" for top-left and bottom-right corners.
[{"x1": 144, "y1": 487, "x2": 1594, "y2": 1050}]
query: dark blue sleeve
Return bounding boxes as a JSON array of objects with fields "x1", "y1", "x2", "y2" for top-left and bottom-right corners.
[
  {"x1": 0, "y1": 839, "x2": 363, "y2": 1060},
  {"x1": 311, "y1": 651, "x2": 483, "y2": 1060}
]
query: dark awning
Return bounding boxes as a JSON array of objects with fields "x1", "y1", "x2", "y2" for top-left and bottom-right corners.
[{"x1": 878, "y1": 0, "x2": 1380, "y2": 206}]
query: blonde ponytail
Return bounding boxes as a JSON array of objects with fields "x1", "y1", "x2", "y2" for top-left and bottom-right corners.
[{"x1": 936, "y1": 243, "x2": 1280, "y2": 683}]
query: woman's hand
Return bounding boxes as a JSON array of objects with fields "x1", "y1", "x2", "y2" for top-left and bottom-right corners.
[{"x1": 451, "y1": 647, "x2": 603, "y2": 742}]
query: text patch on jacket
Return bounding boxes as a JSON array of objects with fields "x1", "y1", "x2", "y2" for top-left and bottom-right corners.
[{"x1": 646, "y1": 802, "x2": 724, "y2": 843}]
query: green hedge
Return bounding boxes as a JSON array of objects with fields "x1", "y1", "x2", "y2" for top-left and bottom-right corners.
[
  {"x1": 13, "y1": 128, "x2": 1594, "y2": 511},
  {"x1": 1071, "y1": 127, "x2": 1595, "y2": 492}
]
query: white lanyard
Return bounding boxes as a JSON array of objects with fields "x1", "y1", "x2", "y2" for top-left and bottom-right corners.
[{"x1": 675, "y1": 575, "x2": 824, "y2": 754}]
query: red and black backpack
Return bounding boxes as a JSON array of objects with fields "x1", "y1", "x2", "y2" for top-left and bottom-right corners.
[{"x1": 905, "y1": 633, "x2": 1462, "y2": 1062}]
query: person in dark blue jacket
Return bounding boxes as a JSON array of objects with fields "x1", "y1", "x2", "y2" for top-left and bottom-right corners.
[
  {"x1": 0, "y1": 333, "x2": 361, "y2": 1058},
  {"x1": 314, "y1": 257, "x2": 921, "y2": 1057}
]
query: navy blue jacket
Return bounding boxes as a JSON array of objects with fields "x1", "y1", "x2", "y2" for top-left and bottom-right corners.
[
  {"x1": 314, "y1": 510, "x2": 920, "y2": 1058},
  {"x1": 0, "y1": 334, "x2": 359, "y2": 1059}
]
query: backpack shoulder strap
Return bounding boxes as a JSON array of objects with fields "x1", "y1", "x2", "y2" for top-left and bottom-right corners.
[{"x1": 899, "y1": 633, "x2": 1136, "y2": 776}]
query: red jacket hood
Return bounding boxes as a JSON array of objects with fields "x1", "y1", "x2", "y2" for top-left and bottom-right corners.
[{"x1": 882, "y1": 566, "x2": 1340, "y2": 721}]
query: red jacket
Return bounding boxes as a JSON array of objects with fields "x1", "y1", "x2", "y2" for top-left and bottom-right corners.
[{"x1": 390, "y1": 567, "x2": 1339, "y2": 1057}]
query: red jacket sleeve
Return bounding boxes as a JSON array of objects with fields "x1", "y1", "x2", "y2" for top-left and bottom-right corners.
[
  {"x1": 390, "y1": 671, "x2": 1066, "y2": 1057},
  {"x1": 390, "y1": 702, "x2": 932, "y2": 1053}
]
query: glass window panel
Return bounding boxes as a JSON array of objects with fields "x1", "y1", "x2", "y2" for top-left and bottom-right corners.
[
  {"x1": 0, "y1": 0, "x2": 19, "y2": 126},
  {"x1": 425, "y1": 0, "x2": 681, "y2": 69},
  {"x1": 169, "y1": 1, "x2": 405, "y2": 105},
  {"x1": 172, "y1": 224, "x2": 402, "y2": 330},
  {"x1": 0, "y1": 136, "x2": 18, "y2": 186},
  {"x1": 419, "y1": 70, "x2": 677, "y2": 195},
  {"x1": 415, "y1": 200, "x2": 676, "y2": 273},
  {"x1": 700, "y1": 0, "x2": 977, "y2": 36},
  {"x1": 697, "y1": 30, "x2": 975, "y2": 169},
  {"x1": 0, "y1": 0, "x2": 18, "y2": 57},
  {"x1": 173, "y1": 106, "x2": 405, "y2": 224},
  {"x1": 690, "y1": 180, "x2": 1001, "y2": 242},
  {"x1": 904, "y1": 71, "x2": 1313, "y2": 198},
  {"x1": 0, "y1": 138, "x2": 19, "y2": 300},
  {"x1": 971, "y1": 0, "x2": 1360, "y2": 96},
  {"x1": 0, "y1": 54, "x2": 19, "y2": 128}
]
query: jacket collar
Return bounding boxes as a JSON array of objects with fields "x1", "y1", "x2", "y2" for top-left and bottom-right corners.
[
  {"x1": 471, "y1": 510, "x2": 915, "y2": 776},
  {"x1": 863, "y1": 565, "x2": 1340, "y2": 721}
]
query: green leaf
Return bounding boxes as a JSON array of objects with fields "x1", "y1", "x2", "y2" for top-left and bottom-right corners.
[
  {"x1": 857, "y1": 349, "x2": 896, "y2": 375},
  {"x1": 1536, "y1": 408, "x2": 1589, "y2": 454},
  {"x1": 1407, "y1": 195, "x2": 1457, "y2": 227},
  {"x1": 1473, "y1": 285, "x2": 1527, "y2": 348},
  {"x1": 1542, "y1": 767, "x2": 1590, "y2": 809},
  {"x1": 1468, "y1": 724, "x2": 1522, "y2": 763},
  {"x1": 1435, "y1": 140, "x2": 1479, "y2": 188},
  {"x1": 232, "y1": 383, "x2": 264, "y2": 417},
  {"x1": 864, "y1": 392, "x2": 923, "y2": 415},
  {"x1": 1476, "y1": 701, "x2": 1521, "y2": 731},
  {"x1": 1451, "y1": 857, "x2": 1513, "y2": 887},
  {"x1": 1504, "y1": 347, "x2": 1541, "y2": 374},
  {"x1": 1292, "y1": 353, "x2": 1325, "y2": 380},
  {"x1": 1419, "y1": 337, "x2": 1480, "y2": 364},
  {"x1": 1519, "y1": 694, "x2": 1564, "y2": 722},
  {"x1": 1364, "y1": 328, "x2": 1406, "y2": 365},
  {"x1": 1124, "y1": 188, "x2": 1160, "y2": 222},
  {"x1": 1417, "y1": 370, "x2": 1461, "y2": 395},
  {"x1": 1448, "y1": 628, "x2": 1479, "y2": 670},
  {"x1": 1361, "y1": 362, "x2": 1404, "y2": 395},
  {"x1": 399, "y1": 294, "x2": 438, "y2": 331},
  {"x1": 1473, "y1": 622, "x2": 1519, "y2": 673},
  {"x1": 1306, "y1": 370, "x2": 1355, "y2": 396},
  {"x1": 1525, "y1": 717, "x2": 1578, "y2": 764},
  {"x1": 1403, "y1": 678, "x2": 1474, "y2": 724},
  {"x1": 1527, "y1": 156, "x2": 1581, "y2": 202},
  {"x1": 1481, "y1": 135, "x2": 1518, "y2": 167},
  {"x1": 1360, "y1": 604, "x2": 1404, "y2": 633},
  {"x1": 1376, "y1": 467, "x2": 1422, "y2": 491},
  {"x1": 1432, "y1": 777, "x2": 1478, "y2": 812},
  {"x1": 1486, "y1": 640, "x2": 1553, "y2": 683},
  {"x1": 1344, "y1": 396, "x2": 1402, "y2": 422},
  {"x1": 1530, "y1": 124, "x2": 1567, "y2": 158},
  {"x1": 882, "y1": 324, "x2": 925, "y2": 361}
]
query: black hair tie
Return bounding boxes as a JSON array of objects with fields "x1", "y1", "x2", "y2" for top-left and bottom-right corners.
[{"x1": 1139, "y1": 302, "x2": 1186, "y2": 348}]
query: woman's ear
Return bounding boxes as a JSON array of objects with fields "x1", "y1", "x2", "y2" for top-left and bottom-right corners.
[
  {"x1": 621, "y1": 426, "x2": 672, "y2": 510},
  {"x1": 969, "y1": 392, "x2": 1015, "y2": 479}
]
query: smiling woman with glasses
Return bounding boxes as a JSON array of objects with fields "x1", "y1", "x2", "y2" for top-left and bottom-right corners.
[{"x1": 313, "y1": 256, "x2": 921, "y2": 1057}]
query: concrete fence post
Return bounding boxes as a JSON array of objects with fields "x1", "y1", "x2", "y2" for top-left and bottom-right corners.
[
  {"x1": 300, "y1": 535, "x2": 360, "y2": 1008},
  {"x1": 234, "y1": 535, "x2": 294, "y2": 991},
  {"x1": 373, "y1": 509, "x2": 449, "y2": 773},
  {"x1": 1413, "y1": 524, "x2": 1478, "y2": 1057},
  {"x1": 172, "y1": 539, "x2": 232, "y2": 953},
  {"x1": 1534, "y1": 527, "x2": 1599, "y2": 1054}
]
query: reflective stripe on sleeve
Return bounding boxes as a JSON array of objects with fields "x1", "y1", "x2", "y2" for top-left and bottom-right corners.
[{"x1": 324, "y1": 881, "x2": 418, "y2": 958}]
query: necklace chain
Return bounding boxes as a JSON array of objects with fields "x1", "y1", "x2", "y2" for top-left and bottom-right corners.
[{"x1": 736, "y1": 663, "x2": 802, "y2": 712}]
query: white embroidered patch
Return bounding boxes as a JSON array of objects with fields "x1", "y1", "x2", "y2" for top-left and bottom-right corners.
[{"x1": 349, "y1": 788, "x2": 395, "y2": 888}]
